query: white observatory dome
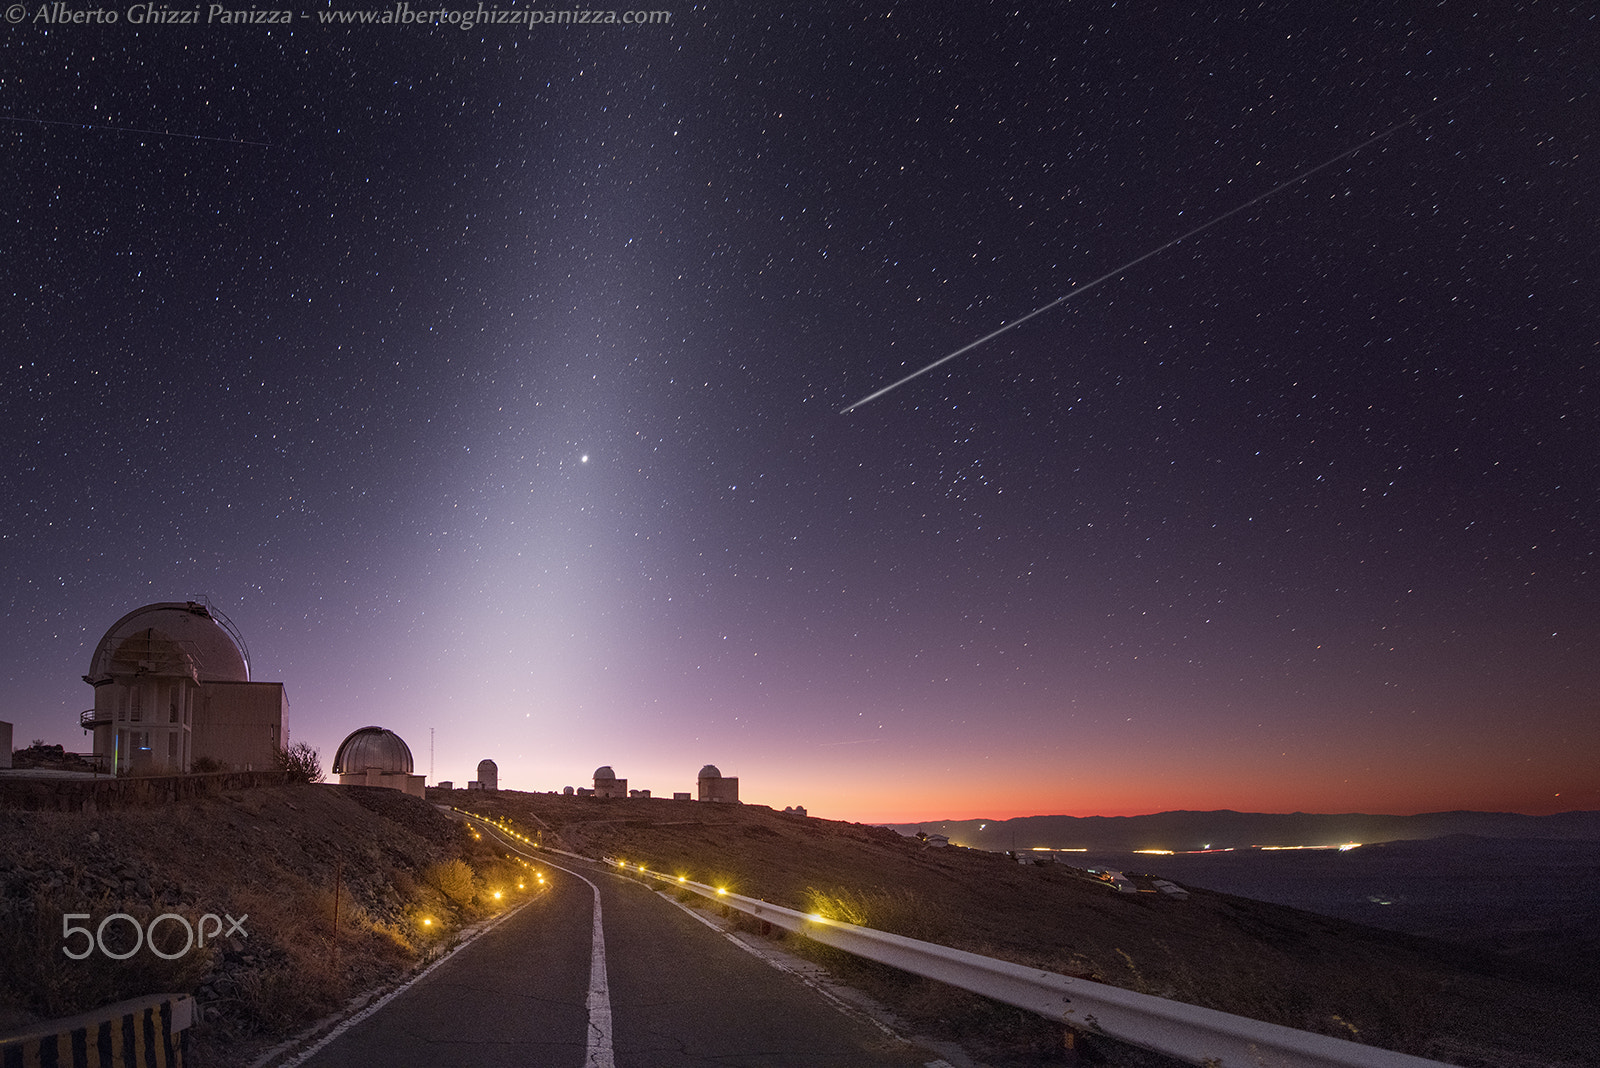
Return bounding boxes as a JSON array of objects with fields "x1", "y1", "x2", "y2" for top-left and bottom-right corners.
[{"x1": 87, "y1": 601, "x2": 249, "y2": 684}]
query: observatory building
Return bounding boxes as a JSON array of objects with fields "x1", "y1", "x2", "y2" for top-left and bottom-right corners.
[
  {"x1": 593, "y1": 765, "x2": 627, "y2": 799},
  {"x1": 332, "y1": 726, "x2": 425, "y2": 797},
  {"x1": 476, "y1": 759, "x2": 498, "y2": 791},
  {"x1": 698, "y1": 764, "x2": 739, "y2": 803},
  {"x1": 81, "y1": 602, "x2": 287, "y2": 776}
]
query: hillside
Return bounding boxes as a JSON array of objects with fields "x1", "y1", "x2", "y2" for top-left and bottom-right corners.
[
  {"x1": 2, "y1": 784, "x2": 1597, "y2": 1067},
  {"x1": 463, "y1": 790, "x2": 1600, "y2": 1068},
  {"x1": 0, "y1": 781, "x2": 528, "y2": 1066}
]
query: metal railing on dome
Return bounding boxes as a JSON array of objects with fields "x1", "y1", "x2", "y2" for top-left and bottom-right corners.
[{"x1": 193, "y1": 595, "x2": 252, "y2": 680}]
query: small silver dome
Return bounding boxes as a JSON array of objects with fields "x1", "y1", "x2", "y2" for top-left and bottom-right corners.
[
  {"x1": 594, "y1": 765, "x2": 617, "y2": 781},
  {"x1": 698, "y1": 764, "x2": 721, "y2": 779},
  {"x1": 333, "y1": 726, "x2": 414, "y2": 775}
]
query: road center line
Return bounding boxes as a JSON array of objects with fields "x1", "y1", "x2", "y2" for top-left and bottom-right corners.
[
  {"x1": 467, "y1": 820, "x2": 616, "y2": 1068},
  {"x1": 542, "y1": 859, "x2": 616, "y2": 1068}
]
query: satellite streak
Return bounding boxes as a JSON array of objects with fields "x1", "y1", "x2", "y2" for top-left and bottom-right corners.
[
  {"x1": 840, "y1": 110, "x2": 1436, "y2": 414},
  {"x1": 1, "y1": 114, "x2": 270, "y2": 147}
]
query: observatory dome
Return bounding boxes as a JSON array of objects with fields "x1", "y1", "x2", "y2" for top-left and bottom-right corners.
[
  {"x1": 333, "y1": 727, "x2": 415, "y2": 775},
  {"x1": 593, "y1": 765, "x2": 617, "y2": 782},
  {"x1": 477, "y1": 759, "x2": 498, "y2": 790},
  {"x1": 87, "y1": 602, "x2": 249, "y2": 684},
  {"x1": 698, "y1": 765, "x2": 721, "y2": 779}
]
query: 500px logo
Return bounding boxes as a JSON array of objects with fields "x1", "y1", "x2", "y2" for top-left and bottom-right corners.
[{"x1": 62, "y1": 912, "x2": 247, "y2": 960}]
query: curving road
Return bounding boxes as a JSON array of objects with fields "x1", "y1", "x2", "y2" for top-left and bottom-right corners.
[{"x1": 293, "y1": 825, "x2": 937, "y2": 1068}]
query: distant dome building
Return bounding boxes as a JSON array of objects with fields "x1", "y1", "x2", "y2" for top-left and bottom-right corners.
[
  {"x1": 698, "y1": 763, "x2": 739, "y2": 803},
  {"x1": 333, "y1": 726, "x2": 425, "y2": 797},
  {"x1": 593, "y1": 765, "x2": 627, "y2": 799},
  {"x1": 477, "y1": 759, "x2": 498, "y2": 791},
  {"x1": 81, "y1": 601, "x2": 287, "y2": 776}
]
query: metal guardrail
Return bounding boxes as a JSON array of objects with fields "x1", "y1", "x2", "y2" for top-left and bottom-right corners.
[
  {"x1": 451, "y1": 812, "x2": 1456, "y2": 1068},
  {"x1": 0, "y1": 993, "x2": 194, "y2": 1067},
  {"x1": 613, "y1": 861, "x2": 1453, "y2": 1068}
]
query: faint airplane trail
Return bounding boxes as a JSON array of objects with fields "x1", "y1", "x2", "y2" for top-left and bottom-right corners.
[
  {"x1": 840, "y1": 106, "x2": 1440, "y2": 415},
  {"x1": 1, "y1": 113, "x2": 270, "y2": 147}
]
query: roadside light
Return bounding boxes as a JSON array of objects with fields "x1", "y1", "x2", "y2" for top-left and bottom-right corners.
[
  {"x1": 677, "y1": 876, "x2": 686, "y2": 883},
  {"x1": 494, "y1": 890, "x2": 502, "y2": 900},
  {"x1": 716, "y1": 888, "x2": 727, "y2": 896},
  {"x1": 809, "y1": 913, "x2": 823, "y2": 922},
  {"x1": 423, "y1": 918, "x2": 433, "y2": 927}
]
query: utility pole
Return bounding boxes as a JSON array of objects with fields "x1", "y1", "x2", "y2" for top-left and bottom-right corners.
[{"x1": 430, "y1": 727, "x2": 434, "y2": 784}]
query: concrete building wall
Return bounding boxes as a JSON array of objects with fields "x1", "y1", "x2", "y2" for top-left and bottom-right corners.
[
  {"x1": 338, "y1": 768, "x2": 426, "y2": 798},
  {"x1": 192, "y1": 682, "x2": 286, "y2": 772},
  {"x1": 0, "y1": 720, "x2": 11, "y2": 769},
  {"x1": 697, "y1": 769, "x2": 739, "y2": 803}
]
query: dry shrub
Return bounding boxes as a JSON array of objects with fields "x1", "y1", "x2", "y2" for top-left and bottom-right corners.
[
  {"x1": 426, "y1": 859, "x2": 476, "y2": 905},
  {"x1": 368, "y1": 918, "x2": 417, "y2": 957},
  {"x1": 803, "y1": 885, "x2": 949, "y2": 942}
]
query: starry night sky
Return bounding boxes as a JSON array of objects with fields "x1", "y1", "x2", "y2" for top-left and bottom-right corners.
[{"x1": 4, "y1": 3, "x2": 1596, "y2": 822}]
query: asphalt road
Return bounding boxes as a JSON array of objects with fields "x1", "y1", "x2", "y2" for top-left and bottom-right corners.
[{"x1": 295, "y1": 832, "x2": 935, "y2": 1068}]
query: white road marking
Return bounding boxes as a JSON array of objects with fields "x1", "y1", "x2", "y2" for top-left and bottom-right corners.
[
  {"x1": 451, "y1": 817, "x2": 617, "y2": 1068},
  {"x1": 543, "y1": 859, "x2": 616, "y2": 1068},
  {"x1": 657, "y1": 891, "x2": 902, "y2": 1040},
  {"x1": 260, "y1": 897, "x2": 529, "y2": 1068}
]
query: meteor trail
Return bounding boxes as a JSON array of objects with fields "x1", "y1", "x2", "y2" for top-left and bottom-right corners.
[{"x1": 840, "y1": 109, "x2": 1437, "y2": 414}]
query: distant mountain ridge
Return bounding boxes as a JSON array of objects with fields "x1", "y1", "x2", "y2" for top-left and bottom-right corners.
[{"x1": 884, "y1": 809, "x2": 1600, "y2": 851}]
